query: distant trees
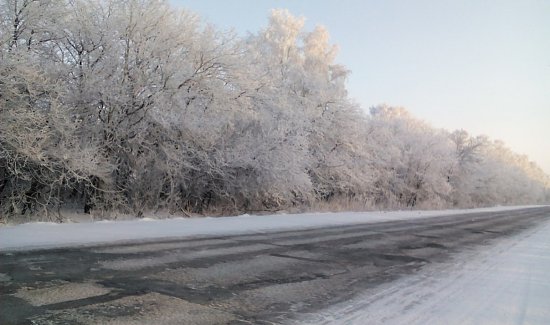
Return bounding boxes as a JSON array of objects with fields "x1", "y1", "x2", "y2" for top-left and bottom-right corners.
[
  {"x1": 1, "y1": 1, "x2": 548, "y2": 222},
  {"x1": 364, "y1": 106, "x2": 549, "y2": 208}
]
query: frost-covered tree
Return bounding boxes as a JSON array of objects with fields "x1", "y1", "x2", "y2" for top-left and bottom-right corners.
[
  {"x1": 447, "y1": 130, "x2": 489, "y2": 206},
  {"x1": 365, "y1": 106, "x2": 454, "y2": 208},
  {"x1": 0, "y1": 54, "x2": 111, "y2": 220},
  {"x1": 246, "y1": 10, "x2": 372, "y2": 206},
  {"x1": 1, "y1": 1, "x2": 548, "y2": 222}
]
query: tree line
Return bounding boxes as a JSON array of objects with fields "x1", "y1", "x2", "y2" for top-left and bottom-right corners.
[{"x1": 1, "y1": 0, "x2": 548, "y2": 222}]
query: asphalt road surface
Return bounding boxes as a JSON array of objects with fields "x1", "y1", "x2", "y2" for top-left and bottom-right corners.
[{"x1": 1, "y1": 207, "x2": 549, "y2": 324}]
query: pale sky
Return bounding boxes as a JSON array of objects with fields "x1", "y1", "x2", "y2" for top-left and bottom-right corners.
[{"x1": 171, "y1": 0, "x2": 550, "y2": 174}]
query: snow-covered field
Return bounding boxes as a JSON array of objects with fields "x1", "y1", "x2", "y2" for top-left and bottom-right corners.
[
  {"x1": 300, "y1": 215, "x2": 550, "y2": 324},
  {"x1": 0, "y1": 205, "x2": 544, "y2": 251}
]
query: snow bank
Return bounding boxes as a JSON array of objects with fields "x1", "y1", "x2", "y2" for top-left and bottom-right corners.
[{"x1": 0, "y1": 205, "x2": 545, "y2": 251}]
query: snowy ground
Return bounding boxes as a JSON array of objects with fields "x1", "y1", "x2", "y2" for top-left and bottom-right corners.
[
  {"x1": 298, "y1": 214, "x2": 550, "y2": 324},
  {"x1": 0, "y1": 205, "x2": 545, "y2": 251}
]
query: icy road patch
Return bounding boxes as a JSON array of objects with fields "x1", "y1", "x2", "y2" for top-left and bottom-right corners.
[{"x1": 300, "y1": 217, "x2": 550, "y2": 324}]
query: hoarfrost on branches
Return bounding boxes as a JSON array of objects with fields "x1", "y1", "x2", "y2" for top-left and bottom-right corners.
[{"x1": 0, "y1": 1, "x2": 548, "y2": 222}]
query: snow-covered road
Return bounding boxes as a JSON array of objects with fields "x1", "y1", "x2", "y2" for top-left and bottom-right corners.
[
  {"x1": 301, "y1": 215, "x2": 550, "y2": 324},
  {"x1": 0, "y1": 205, "x2": 545, "y2": 251}
]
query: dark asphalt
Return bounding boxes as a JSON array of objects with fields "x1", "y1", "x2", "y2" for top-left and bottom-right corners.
[{"x1": 1, "y1": 207, "x2": 549, "y2": 324}]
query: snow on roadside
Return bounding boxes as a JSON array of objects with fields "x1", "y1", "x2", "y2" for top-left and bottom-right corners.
[
  {"x1": 0, "y1": 205, "x2": 545, "y2": 251},
  {"x1": 299, "y1": 215, "x2": 550, "y2": 324}
]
